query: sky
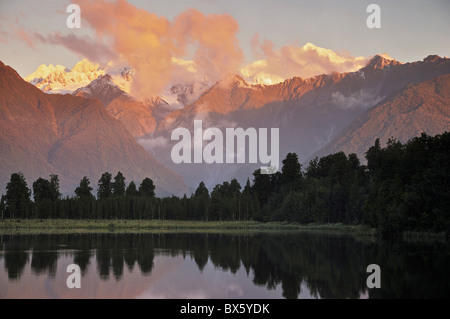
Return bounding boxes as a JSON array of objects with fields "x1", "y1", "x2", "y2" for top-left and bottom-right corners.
[{"x1": 1, "y1": 0, "x2": 449, "y2": 96}]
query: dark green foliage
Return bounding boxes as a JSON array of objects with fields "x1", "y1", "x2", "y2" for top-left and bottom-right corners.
[
  {"x1": 194, "y1": 182, "x2": 209, "y2": 197},
  {"x1": 139, "y1": 178, "x2": 155, "y2": 198},
  {"x1": 364, "y1": 133, "x2": 450, "y2": 235},
  {"x1": 1, "y1": 132, "x2": 449, "y2": 235},
  {"x1": 33, "y1": 175, "x2": 60, "y2": 203},
  {"x1": 125, "y1": 181, "x2": 139, "y2": 197},
  {"x1": 192, "y1": 182, "x2": 210, "y2": 220},
  {"x1": 0, "y1": 194, "x2": 5, "y2": 220},
  {"x1": 75, "y1": 177, "x2": 94, "y2": 200},
  {"x1": 33, "y1": 178, "x2": 51, "y2": 202},
  {"x1": 5, "y1": 172, "x2": 31, "y2": 219},
  {"x1": 281, "y1": 152, "x2": 303, "y2": 191},
  {"x1": 49, "y1": 175, "x2": 61, "y2": 201},
  {"x1": 112, "y1": 172, "x2": 126, "y2": 197},
  {"x1": 97, "y1": 172, "x2": 113, "y2": 200}
]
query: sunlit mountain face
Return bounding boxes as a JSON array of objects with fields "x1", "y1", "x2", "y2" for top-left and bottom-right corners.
[
  {"x1": 19, "y1": 52, "x2": 450, "y2": 191},
  {"x1": 0, "y1": 61, "x2": 189, "y2": 196},
  {"x1": 2, "y1": 0, "x2": 449, "y2": 193}
]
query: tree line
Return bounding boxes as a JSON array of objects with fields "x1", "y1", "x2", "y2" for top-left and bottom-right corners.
[{"x1": 1, "y1": 132, "x2": 449, "y2": 235}]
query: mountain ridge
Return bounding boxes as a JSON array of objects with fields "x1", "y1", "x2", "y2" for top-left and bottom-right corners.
[
  {"x1": 309, "y1": 73, "x2": 450, "y2": 162},
  {"x1": 0, "y1": 60, "x2": 189, "y2": 196},
  {"x1": 19, "y1": 54, "x2": 450, "y2": 190},
  {"x1": 144, "y1": 54, "x2": 450, "y2": 188}
]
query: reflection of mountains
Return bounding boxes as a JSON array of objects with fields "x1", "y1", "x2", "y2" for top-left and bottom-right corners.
[{"x1": 1, "y1": 233, "x2": 449, "y2": 299}]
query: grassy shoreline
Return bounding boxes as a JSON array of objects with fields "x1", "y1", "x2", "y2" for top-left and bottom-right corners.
[
  {"x1": 1, "y1": 219, "x2": 447, "y2": 241},
  {"x1": 0, "y1": 219, "x2": 375, "y2": 235}
]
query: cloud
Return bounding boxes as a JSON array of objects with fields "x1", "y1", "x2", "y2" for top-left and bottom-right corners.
[
  {"x1": 331, "y1": 89, "x2": 381, "y2": 110},
  {"x1": 138, "y1": 136, "x2": 170, "y2": 150},
  {"x1": 45, "y1": 0, "x2": 243, "y2": 99},
  {"x1": 17, "y1": 0, "x2": 370, "y2": 97},
  {"x1": 171, "y1": 9, "x2": 243, "y2": 84},
  {"x1": 15, "y1": 29, "x2": 36, "y2": 48},
  {"x1": 241, "y1": 40, "x2": 369, "y2": 85},
  {"x1": 33, "y1": 32, "x2": 117, "y2": 65}
]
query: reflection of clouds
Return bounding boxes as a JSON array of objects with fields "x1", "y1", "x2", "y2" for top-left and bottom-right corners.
[
  {"x1": 1, "y1": 245, "x2": 369, "y2": 299},
  {"x1": 137, "y1": 258, "x2": 282, "y2": 299},
  {"x1": 225, "y1": 283, "x2": 244, "y2": 297},
  {"x1": 359, "y1": 289, "x2": 369, "y2": 299},
  {"x1": 0, "y1": 254, "x2": 183, "y2": 299}
]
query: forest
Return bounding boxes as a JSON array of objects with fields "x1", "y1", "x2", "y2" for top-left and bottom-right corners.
[{"x1": 1, "y1": 132, "x2": 449, "y2": 236}]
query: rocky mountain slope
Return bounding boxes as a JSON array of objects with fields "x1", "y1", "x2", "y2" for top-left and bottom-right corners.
[
  {"x1": 0, "y1": 61, "x2": 189, "y2": 196},
  {"x1": 311, "y1": 74, "x2": 450, "y2": 162},
  {"x1": 145, "y1": 55, "x2": 450, "y2": 188}
]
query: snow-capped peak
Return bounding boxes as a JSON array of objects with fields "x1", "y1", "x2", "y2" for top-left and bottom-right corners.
[
  {"x1": 365, "y1": 54, "x2": 402, "y2": 70},
  {"x1": 379, "y1": 53, "x2": 394, "y2": 61},
  {"x1": 25, "y1": 59, "x2": 105, "y2": 94}
]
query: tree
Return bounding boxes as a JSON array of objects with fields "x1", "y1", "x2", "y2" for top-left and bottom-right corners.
[
  {"x1": 75, "y1": 177, "x2": 94, "y2": 200},
  {"x1": 281, "y1": 153, "x2": 302, "y2": 187},
  {"x1": 0, "y1": 195, "x2": 5, "y2": 221},
  {"x1": 194, "y1": 182, "x2": 209, "y2": 197},
  {"x1": 112, "y1": 172, "x2": 126, "y2": 197},
  {"x1": 139, "y1": 178, "x2": 155, "y2": 197},
  {"x1": 229, "y1": 179, "x2": 242, "y2": 197},
  {"x1": 241, "y1": 179, "x2": 253, "y2": 220},
  {"x1": 33, "y1": 178, "x2": 52, "y2": 202},
  {"x1": 5, "y1": 172, "x2": 31, "y2": 219},
  {"x1": 252, "y1": 169, "x2": 273, "y2": 206},
  {"x1": 193, "y1": 182, "x2": 209, "y2": 221},
  {"x1": 49, "y1": 174, "x2": 61, "y2": 201},
  {"x1": 126, "y1": 181, "x2": 139, "y2": 197},
  {"x1": 229, "y1": 179, "x2": 242, "y2": 220},
  {"x1": 97, "y1": 172, "x2": 113, "y2": 199}
]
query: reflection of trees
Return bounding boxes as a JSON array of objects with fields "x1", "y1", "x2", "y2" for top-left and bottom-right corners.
[
  {"x1": 368, "y1": 241, "x2": 450, "y2": 299},
  {"x1": 209, "y1": 234, "x2": 241, "y2": 274},
  {"x1": 30, "y1": 252, "x2": 58, "y2": 278},
  {"x1": 96, "y1": 235, "x2": 112, "y2": 280},
  {"x1": 136, "y1": 235, "x2": 154, "y2": 276},
  {"x1": 124, "y1": 248, "x2": 137, "y2": 272},
  {"x1": 2, "y1": 235, "x2": 31, "y2": 280},
  {"x1": 1, "y1": 233, "x2": 449, "y2": 298},
  {"x1": 4, "y1": 252, "x2": 29, "y2": 280}
]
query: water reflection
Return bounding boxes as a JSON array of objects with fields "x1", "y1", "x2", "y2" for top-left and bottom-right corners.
[{"x1": 0, "y1": 232, "x2": 449, "y2": 299}]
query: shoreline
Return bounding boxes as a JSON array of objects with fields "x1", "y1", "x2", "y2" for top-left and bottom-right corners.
[
  {"x1": 0, "y1": 219, "x2": 374, "y2": 234},
  {"x1": 0, "y1": 219, "x2": 447, "y2": 241}
]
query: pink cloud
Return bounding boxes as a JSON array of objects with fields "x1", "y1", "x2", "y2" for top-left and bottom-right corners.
[{"x1": 241, "y1": 41, "x2": 370, "y2": 84}]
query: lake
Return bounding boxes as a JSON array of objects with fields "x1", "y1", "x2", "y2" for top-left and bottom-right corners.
[{"x1": 0, "y1": 231, "x2": 449, "y2": 299}]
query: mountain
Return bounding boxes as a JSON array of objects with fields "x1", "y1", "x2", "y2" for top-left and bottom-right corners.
[
  {"x1": 70, "y1": 69, "x2": 209, "y2": 138},
  {"x1": 161, "y1": 81, "x2": 211, "y2": 109},
  {"x1": 310, "y1": 74, "x2": 450, "y2": 162},
  {"x1": 24, "y1": 54, "x2": 450, "y2": 190},
  {"x1": 73, "y1": 74, "x2": 127, "y2": 106},
  {"x1": 72, "y1": 77, "x2": 162, "y2": 138},
  {"x1": 24, "y1": 59, "x2": 106, "y2": 94},
  {"x1": 0, "y1": 61, "x2": 189, "y2": 196},
  {"x1": 144, "y1": 54, "x2": 450, "y2": 189}
]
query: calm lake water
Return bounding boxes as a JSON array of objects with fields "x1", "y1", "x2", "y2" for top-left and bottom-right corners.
[{"x1": 0, "y1": 231, "x2": 449, "y2": 299}]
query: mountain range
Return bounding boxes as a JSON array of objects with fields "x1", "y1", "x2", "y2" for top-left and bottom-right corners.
[
  {"x1": 2, "y1": 53, "x2": 449, "y2": 194},
  {"x1": 146, "y1": 54, "x2": 450, "y2": 188},
  {"x1": 0, "y1": 61, "x2": 188, "y2": 196}
]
